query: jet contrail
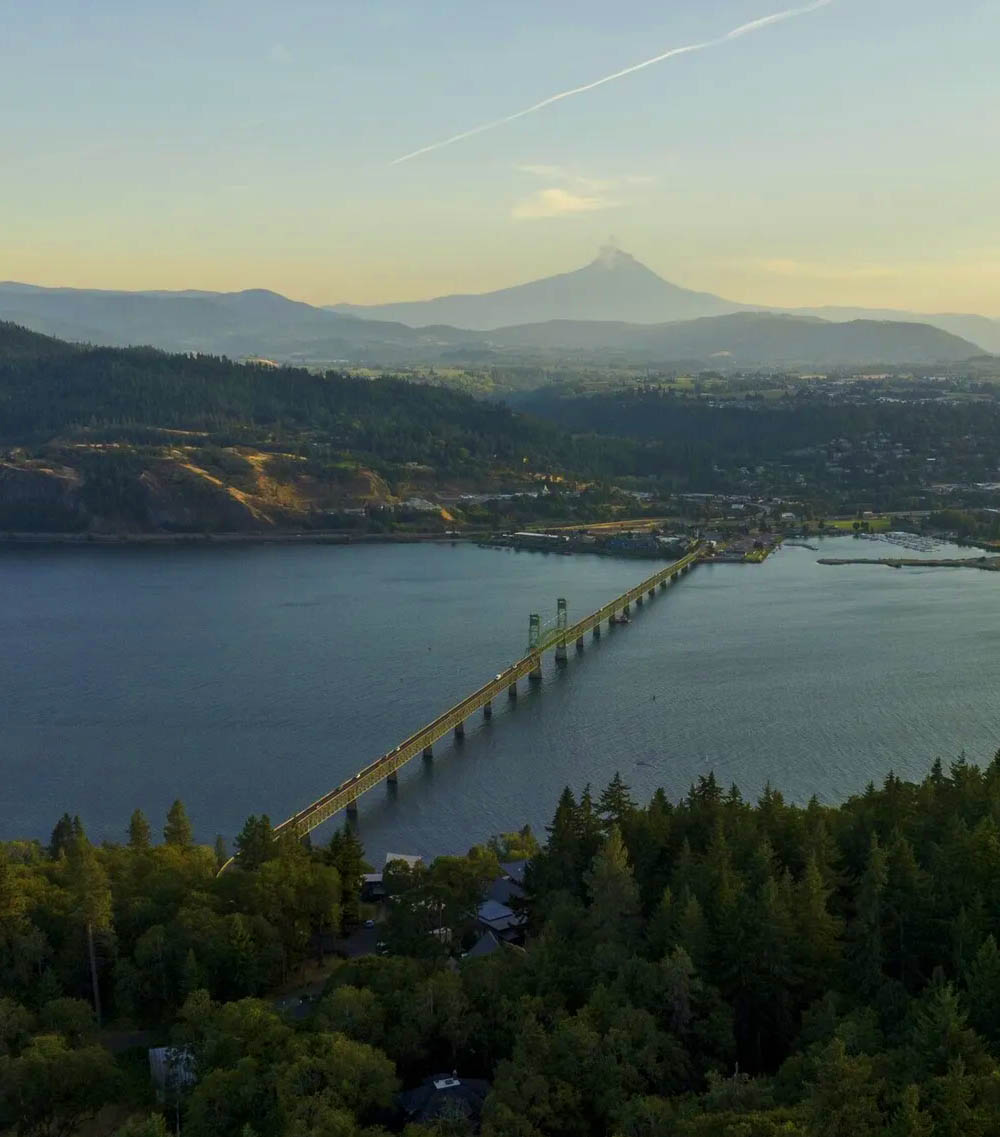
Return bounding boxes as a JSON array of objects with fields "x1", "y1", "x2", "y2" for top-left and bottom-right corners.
[{"x1": 390, "y1": 0, "x2": 834, "y2": 165}]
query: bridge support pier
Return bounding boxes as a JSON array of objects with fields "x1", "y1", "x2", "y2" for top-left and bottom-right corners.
[
  {"x1": 593, "y1": 624, "x2": 601, "y2": 639},
  {"x1": 387, "y1": 771, "x2": 398, "y2": 786},
  {"x1": 346, "y1": 801, "x2": 358, "y2": 821},
  {"x1": 648, "y1": 588, "x2": 655, "y2": 599},
  {"x1": 508, "y1": 682, "x2": 517, "y2": 699},
  {"x1": 623, "y1": 602, "x2": 631, "y2": 615},
  {"x1": 636, "y1": 594, "x2": 643, "y2": 606},
  {"x1": 529, "y1": 661, "x2": 542, "y2": 685},
  {"x1": 423, "y1": 746, "x2": 433, "y2": 760},
  {"x1": 484, "y1": 700, "x2": 492, "y2": 719},
  {"x1": 576, "y1": 636, "x2": 584, "y2": 651},
  {"x1": 454, "y1": 720, "x2": 465, "y2": 739},
  {"x1": 554, "y1": 598, "x2": 568, "y2": 665},
  {"x1": 660, "y1": 580, "x2": 666, "y2": 590}
]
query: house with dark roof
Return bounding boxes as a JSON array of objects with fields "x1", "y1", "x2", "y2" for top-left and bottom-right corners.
[
  {"x1": 398, "y1": 1073, "x2": 491, "y2": 1129},
  {"x1": 499, "y1": 859, "x2": 528, "y2": 886},
  {"x1": 485, "y1": 873, "x2": 525, "y2": 907},
  {"x1": 464, "y1": 929, "x2": 502, "y2": 959},
  {"x1": 476, "y1": 898, "x2": 527, "y2": 944}
]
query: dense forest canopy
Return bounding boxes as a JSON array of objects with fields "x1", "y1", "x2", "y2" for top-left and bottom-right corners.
[
  {"x1": 7, "y1": 754, "x2": 1000, "y2": 1135},
  {"x1": 0, "y1": 323, "x2": 641, "y2": 477}
]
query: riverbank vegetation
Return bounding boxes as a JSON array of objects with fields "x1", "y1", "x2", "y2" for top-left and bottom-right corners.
[{"x1": 7, "y1": 755, "x2": 1000, "y2": 1134}]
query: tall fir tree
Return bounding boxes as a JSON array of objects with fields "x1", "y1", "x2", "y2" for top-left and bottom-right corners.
[
  {"x1": 128, "y1": 809, "x2": 151, "y2": 850},
  {"x1": 327, "y1": 824, "x2": 366, "y2": 926},
  {"x1": 49, "y1": 813, "x2": 75, "y2": 859},
  {"x1": 163, "y1": 800, "x2": 193, "y2": 848},
  {"x1": 584, "y1": 825, "x2": 640, "y2": 946},
  {"x1": 65, "y1": 833, "x2": 112, "y2": 1026},
  {"x1": 234, "y1": 815, "x2": 275, "y2": 870},
  {"x1": 850, "y1": 833, "x2": 889, "y2": 996},
  {"x1": 598, "y1": 773, "x2": 636, "y2": 833}
]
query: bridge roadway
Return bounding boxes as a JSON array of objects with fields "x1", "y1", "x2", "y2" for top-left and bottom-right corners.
[{"x1": 272, "y1": 546, "x2": 702, "y2": 841}]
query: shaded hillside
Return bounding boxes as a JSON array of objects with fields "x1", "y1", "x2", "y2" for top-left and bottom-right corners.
[
  {"x1": 488, "y1": 311, "x2": 981, "y2": 365},
  {"x1": 787, "y1": 305, "x2": 1000, "y2": 354}
]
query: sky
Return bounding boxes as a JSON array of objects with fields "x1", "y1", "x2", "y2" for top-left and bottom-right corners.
[{"x1": 3, "y1": 0, "x2": 999, "y2": 314}]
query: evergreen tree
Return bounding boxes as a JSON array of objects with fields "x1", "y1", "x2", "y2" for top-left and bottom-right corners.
[
  {"x1": 598, "y1": 772, "x2": 636, "y2": 833},
  {"x1": 675, "y1": 889, "x2": 709, "y2": 973},
  {"x1": 64, "y1": 834, "x2": 112, "y2": 1026},
  {"x1": 925, "y1": 1060, "x2": 981, "y2": 1137},
  {"x1": 163, "y1": 800, "x2": 193, "y2": 848},
  {"x1": 234, "y1": 815, "x2": 275, "y2": 870},
  {"x1": 128, "y1": 809, "x2": 151, "y2": 850},
  {"x1": 48, "y1": 813, "x2": 75, "y2": 860},
  {"x1": 964, "y1": 934, "x2": 1000, "y2": 1044},
  {"x1": 526, "y1": 787, "x2": 580, "y2": 901},
  {"x1": 327, "y1": 824, "x2": 366, "y2": 927},
  {"x1": 805, "y1": 1039, "x2": 886, "y2": 1137},
  {"x1": 884, "y1": 832, "x2": 925, "y2": 987},
  {"x1": 584, "y1": 826, "x2": 640, "y2": 946},
  {"x1": 794, "y1": 853, "x2": 842, "y2": 997},
  {"x1": 850, "y1": 834, "x2": 889, "y2": 996},
  {"x1": 885, "y1": 1084, "x2": 933, "y2": 1137},
  {"x1": 646, "y1": 886, "x2": 675, "y2": 959},
  {"x1": 577, "y1": 785, "x2": 605, "y2": 875},
  {"x1": 908, "y1": 981, "x2": 989, "y2": 1081}
]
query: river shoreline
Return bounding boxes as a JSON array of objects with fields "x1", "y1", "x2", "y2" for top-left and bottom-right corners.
[{"x1": 0, "y1": 528, "x2": 480, "y2": 549}]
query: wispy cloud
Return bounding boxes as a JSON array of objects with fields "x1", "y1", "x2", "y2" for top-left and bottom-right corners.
[
  {"x1": 516, "y1": 164, "x2": 568, "y2": 179},
  {"x1": 511, "y1": 165, "x2": 650, "y2": 220},
  {"x1": 511, "y1": 187, "x2": 617, "y2": 221},
  {"x1": 390, "y1": 0, "x2": 834, "y2": 165}
]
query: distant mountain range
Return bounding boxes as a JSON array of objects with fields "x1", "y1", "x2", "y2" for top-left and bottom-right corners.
[
  {"x1": 0, "y1": 249, "x2": 994, "y2": 369},
  {"x1": 333, "y1": 246, "x2": 1000, "y2": 354}
]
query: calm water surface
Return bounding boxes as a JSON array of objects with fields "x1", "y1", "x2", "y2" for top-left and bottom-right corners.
[{"x1": 2, "y1": 537, "x2": 999, "y2": 860}]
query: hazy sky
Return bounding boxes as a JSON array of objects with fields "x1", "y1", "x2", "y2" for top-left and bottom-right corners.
[{"x1": 3, "y1": 0, "x2": 998, "y2": 313}]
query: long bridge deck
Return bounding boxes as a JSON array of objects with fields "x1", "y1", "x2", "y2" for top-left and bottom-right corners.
[{"x1": 267, "y1": 546, "x2": 701, "y2": 842}]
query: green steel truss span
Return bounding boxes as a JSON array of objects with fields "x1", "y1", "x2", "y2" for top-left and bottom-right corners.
[{"x1": 225, "y1": 547, "x2": 701, "y2": 862}]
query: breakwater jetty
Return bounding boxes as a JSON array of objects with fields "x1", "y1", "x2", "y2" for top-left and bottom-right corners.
[{"x1": 818, "y1": 556, "x2": 1000, "y2": 571}]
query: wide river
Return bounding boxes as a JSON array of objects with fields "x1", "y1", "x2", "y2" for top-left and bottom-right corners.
[{"x1": 3, "y1": 536, "x2": 998, "y2": 861}]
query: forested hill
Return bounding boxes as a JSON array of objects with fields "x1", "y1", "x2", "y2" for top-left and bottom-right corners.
[
  {"x1": 0, "y1": 321, "x2": 509, "y2": 448},
  {"x1": 6, "y1": 755, "x2": 1000, "y2": 1135},
  {"x1": 0, "y1": 323, "x2": 657, "y2": 533}
]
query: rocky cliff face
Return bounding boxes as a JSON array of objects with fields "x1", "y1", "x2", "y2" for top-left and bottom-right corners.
[
  {"x1": 0, "y1": 462, "x2": 84, "y2": 530},
  {"x1": 0, "y1": 450, "x2": 403, "y2": 535}
]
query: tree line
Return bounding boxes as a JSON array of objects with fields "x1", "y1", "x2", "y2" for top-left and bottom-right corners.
[{"x1": 8, "y1": 756, "x2": 1000, "y2": 1134}]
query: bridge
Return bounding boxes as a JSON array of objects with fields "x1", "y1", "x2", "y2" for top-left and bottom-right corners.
[{"x1": 254, "y1": 545, "x2": 701, "y2": 846}]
